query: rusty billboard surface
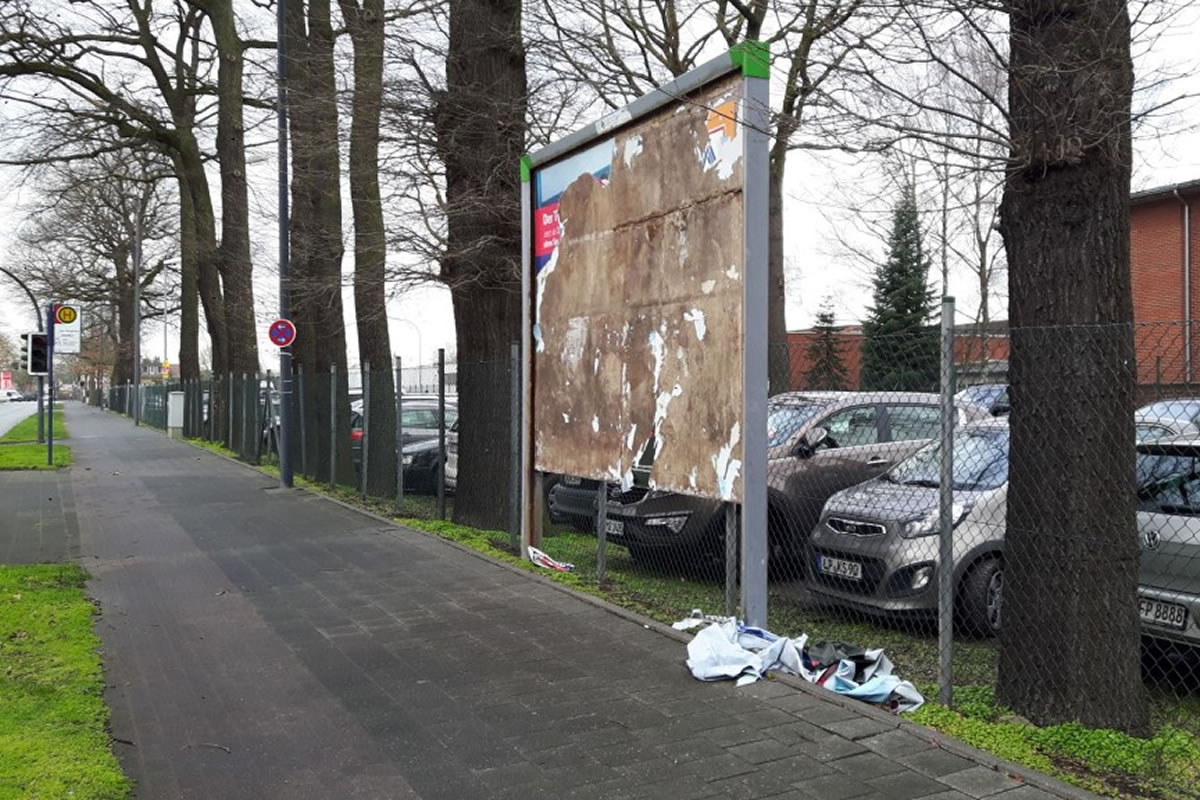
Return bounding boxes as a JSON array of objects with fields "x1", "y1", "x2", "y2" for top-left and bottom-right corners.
[{"x1": 529, "y1": 73, "x2": 749, "y2": 502}]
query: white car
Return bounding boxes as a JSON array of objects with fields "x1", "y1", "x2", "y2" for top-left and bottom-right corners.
[{"x1": 1, "y1": 389, "x2": 22, "y2": 403}]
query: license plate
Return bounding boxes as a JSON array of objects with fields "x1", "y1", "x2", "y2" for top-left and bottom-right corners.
[
  {"x1": 562, "y1": 475, "x2": 581, "y2": 486},
  {"x1": 818, "y1": 556, "x2": 863, "y2": 581},
  {"x1": 1139, "y1": 597, "x2": 1188, "y2": 630},
  {"x1": 603, "y1": 518, "x2": 624, "y2": 538}
]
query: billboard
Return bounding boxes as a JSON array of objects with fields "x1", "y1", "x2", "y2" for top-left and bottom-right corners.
[{"x1": 522, "y1": 44, "x2": 769, "y2": 508}]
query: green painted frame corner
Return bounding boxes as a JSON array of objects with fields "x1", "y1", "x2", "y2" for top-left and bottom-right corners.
[
  {"x1": 520, "y1": 154, "x2": 534, "y2": 183},
  {"x1": 729, "y1": 40, "x2": 770, "y2": 79}
]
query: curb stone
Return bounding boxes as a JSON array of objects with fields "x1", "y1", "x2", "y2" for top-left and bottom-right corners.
[{"x1": 176, "y1": 431, "x2": 1098, "y2": 800}]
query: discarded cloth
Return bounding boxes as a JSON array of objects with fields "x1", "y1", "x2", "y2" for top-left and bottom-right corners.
[
  {"x1": 527, "y1": 546, "x2": 575, "y2": 572},
  {"x1": 672, "y1": 608, "x2": 736, "y2": 631},
  {"x1": 681, "y1": 614, "x2": 923, "y2": 712}
]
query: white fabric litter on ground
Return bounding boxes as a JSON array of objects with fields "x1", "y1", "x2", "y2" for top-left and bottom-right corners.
[{"x1": 682, "y1": 615, "x2": 924, "y2": 712}]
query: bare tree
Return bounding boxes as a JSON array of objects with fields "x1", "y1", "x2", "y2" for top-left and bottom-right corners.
[
  {"x1": 11, "y1": 149, "x2": 178, "y2": 386},
  {"x1": 285, "y1": 0, "x2": 353, "y2": 485},
  {"x1": 996, "y1": 0, "x2": 1149, "y2": 735},
  {"x1": 0, "y1": 0, "x2": 266, "y2": 394},
  {"x1": 339, "y1": 0, "x2": 397, "y2": 496}
]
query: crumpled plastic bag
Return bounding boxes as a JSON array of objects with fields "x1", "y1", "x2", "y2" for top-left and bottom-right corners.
[
  {"x1": 527, "y1": 546, "x2": 575, "y2": 572},
  {"x1": 677, "y1": 612, "x2": 924, "y2": 712}
]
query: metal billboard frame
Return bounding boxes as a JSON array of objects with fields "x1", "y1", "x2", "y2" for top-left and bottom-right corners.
[{"x1": 519, "y1": 42, "x2": 771, "y2": 625}]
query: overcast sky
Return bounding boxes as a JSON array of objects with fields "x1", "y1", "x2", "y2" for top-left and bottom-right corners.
[{"x1": 2, "y1": 6, "x2": 1198, "y2": 370}]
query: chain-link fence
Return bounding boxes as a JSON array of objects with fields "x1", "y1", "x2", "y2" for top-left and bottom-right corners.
[{"x1": 101, "y1": 319, "x2": 1200, "y2": 793}]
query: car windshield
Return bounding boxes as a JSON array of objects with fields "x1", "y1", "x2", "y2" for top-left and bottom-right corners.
[
  {"x1": 1138, "y1": 399, "x2": 1200, "y2": 424},
  {"x1": 767, "y1": 401, "x2": 826, "y2": 448},
  {"x1": 955, "y1": 385, "x2": 1008, "y2": 414},
  {"x1": 1136, "y1": 423, "x2": 1175, "y2": 444},
  {"x1": 886, "y1": 427, "x2": 1009, "y2": 491},
  {"x1": 1138, "y1": 452, "x2": 1200, "y2": 515}
]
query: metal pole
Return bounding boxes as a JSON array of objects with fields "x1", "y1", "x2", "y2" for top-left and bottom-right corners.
[
  {"x1": 437, "y1": 348, "x2": 446, "y2": 520},
  {"x1": 937, "y1": 295, "x2": 957, "y2": 708},
  {"x1": 725, "y1": 504, "x2": 738, "y2": 616},
  {"x1": 227, "y1": 374, "x2": 234, "y2": 450},
  {"x1": 298, "y1": 364, "x2": 308, "y2": 477},
  {"x1": 47, "y1": 306, "x2": 54, "y2": 466},
  {"x1": 132, "y1": 213, "x2": 142, "y2": 427},
  {"x1": 508, "y1": 342, "x2": 520, "y2": 552},
  {"x1": 329, "y1": 363, "x2": 337, "y2": 489},
  {"x1": 241, "y1": 373, "x2": 250, "y2": 458},
  {"x1": 276, "y1": 0, "x2": 294, "y2": 488},
  {"x1": 596, "y1": 484, "x2": 608, "y2": 582},
  {"x1": 739, "y1": 58, "x2": 771, "y2": 628},
  {"x1": 36, "y1": 376, "x2": 44, "y2": 443},
  {"x1": 395, "y1": 356, "x2": 404, "y2": 510},
  {"x1": 360, "y1": 361, "x2": 370, "y2": 498}
]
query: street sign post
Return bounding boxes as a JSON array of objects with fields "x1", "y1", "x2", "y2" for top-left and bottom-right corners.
[
  {"x1": 53, "y1": 303, "x2": 81, "y2": 354},
  {"x1": 268, "y1": 318, "x2": 297, "y2": 348}
]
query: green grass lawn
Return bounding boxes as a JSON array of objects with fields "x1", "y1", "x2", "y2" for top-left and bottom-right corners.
[
  {"x1": 0, "y1": 444, "x2": 71, "y2": 470},
  {"x1": 0, "y1": 564, "x2": 130, "y2": 800},
  {"x1": 0, "y1": 410, "x2": 67, "y2": 443}
]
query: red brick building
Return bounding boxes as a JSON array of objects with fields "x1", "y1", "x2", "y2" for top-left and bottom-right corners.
[
  {"x1": 787, "y1": 178, "x2": 1200, "y2": 393},
  {"x1": 1131, "y1": 179, "x2": 1200, "y2": 389}
]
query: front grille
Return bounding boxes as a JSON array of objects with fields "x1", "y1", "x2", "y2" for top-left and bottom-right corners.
[
  {"x1": 827, "y1": 517, "x2": 887, "y2": 537},
  {"x1": 812, "y1": 548, "x2": 887, "y2": 595}
]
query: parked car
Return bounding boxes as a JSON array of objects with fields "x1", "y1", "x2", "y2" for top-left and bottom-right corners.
[
  {"x1": 401, "y1": 420, "x2": 457, "y2": 493},
  {"x1": 1, "y1": 389, "x2": 23, "y2": 402},
  {"x1": 1138, "y1": 398, "x2": 1200, "y2": 425},
  {"x1": 1135, "y1": 437, "x2": 1200, "y2": 649},
  {"x1": 954, "y1": 384, "x2": 1008, "y2": 417},
  {"x1": 809, "y1": 421, "x2": 1200, "y2": 645},
  {"x1": 808, "y1": 418, "x2": 1010, "y2": 634},
  {"x1": 1136, "y1": 415, "x2": 1200, "y2": 444},
  {"x1": 550, "y1": 391, "x2": 983, "y2": 575},
  {"x1": 351, "y1": 398, "x2": 457, "y2": 467}
]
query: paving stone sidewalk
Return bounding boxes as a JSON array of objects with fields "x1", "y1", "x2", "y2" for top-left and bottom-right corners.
[{"x1": 61, "y1": 404, "x2": 1089, "y2": 800}]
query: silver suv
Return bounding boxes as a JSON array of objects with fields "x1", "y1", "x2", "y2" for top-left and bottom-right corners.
[
  {"x1": 810, "y1": 422, "x2": 1200, "y2": 646},
  {"x1": 808, "y1": 419, "x2": 1009, "y2": 634}
]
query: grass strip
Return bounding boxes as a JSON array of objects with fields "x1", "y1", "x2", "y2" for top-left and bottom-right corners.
[
  {"x1": 0, "y1": 564, "x2": 130, "y2": 800},
  {"x1": 0, "y1": 444, "x2": 72, "y2": 470}
]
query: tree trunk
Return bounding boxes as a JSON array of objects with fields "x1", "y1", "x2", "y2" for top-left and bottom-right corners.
[
  {"x1": 208, "y1": 0, "x2": 258, "y2": 377},
  {"x1": 435, "y1": 0, "x2": 526, "y2": 529},
  {"x1": 113, "y1": 252, "x2": 134, "y2": 387},
  {"x1": 996, "y1": 0, "x2": 1148, "y2": 735},
  {"x1": 174, "y1": 145, "x2": 229, "y2": 433},
  {"x1": 286, "y1": 0, "x2": 353, "y2": 485},
  {"x1": 179, "y1": 181, "x2": 200, "y2": 382},
  {"x1": 341, "y1": 0, "x2": 396, "y2": 497},
  {"x1": 768, "y1": 143, "x2": 792, "y2": 394}
]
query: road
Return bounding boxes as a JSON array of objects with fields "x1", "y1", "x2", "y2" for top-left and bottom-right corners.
[{"x1": 0, "y1": 401, "x2": 36, "y2": 438}]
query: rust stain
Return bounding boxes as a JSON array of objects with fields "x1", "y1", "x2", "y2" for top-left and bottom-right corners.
[{"x1": 533, "y1": 74, "x2": 746, "y2": 501}]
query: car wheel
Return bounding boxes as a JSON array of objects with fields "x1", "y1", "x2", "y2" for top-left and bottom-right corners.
[{"x1": 958, "y1": 558, "x2": 1003, "y2": 637}]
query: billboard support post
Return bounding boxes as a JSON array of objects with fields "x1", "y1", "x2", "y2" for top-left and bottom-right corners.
[{"x1": 739, "y1": 46, "x2": 770, "y2": 628}]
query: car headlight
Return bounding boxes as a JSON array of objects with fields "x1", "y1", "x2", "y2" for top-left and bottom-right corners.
[
  {"x1": 644, "y1": 514, "x2": 689, "y2": 533},
  {"x1": 401, "y1": 455, "x2": 415, "y2": 466},
  {"x1": 900, "y1": 503, "x2": 972, "y2": 539}
]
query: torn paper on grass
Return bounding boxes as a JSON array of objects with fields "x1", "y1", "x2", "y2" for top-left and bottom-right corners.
[
  {"x1": 680, "y1": 613, "x2": 924, "y2": 713},
  {"x1": 528, "y1": 546, "x2": 575, "y2": 572}
]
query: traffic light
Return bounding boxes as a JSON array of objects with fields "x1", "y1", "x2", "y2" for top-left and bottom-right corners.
[{"x1": 26, "y1": 332, "x2": 48, "y2": 375}]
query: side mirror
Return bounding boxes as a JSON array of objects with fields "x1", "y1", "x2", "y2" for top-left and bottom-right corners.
[{"x1": 795, "y1": 426, "x2": 828, "y2": 458}]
